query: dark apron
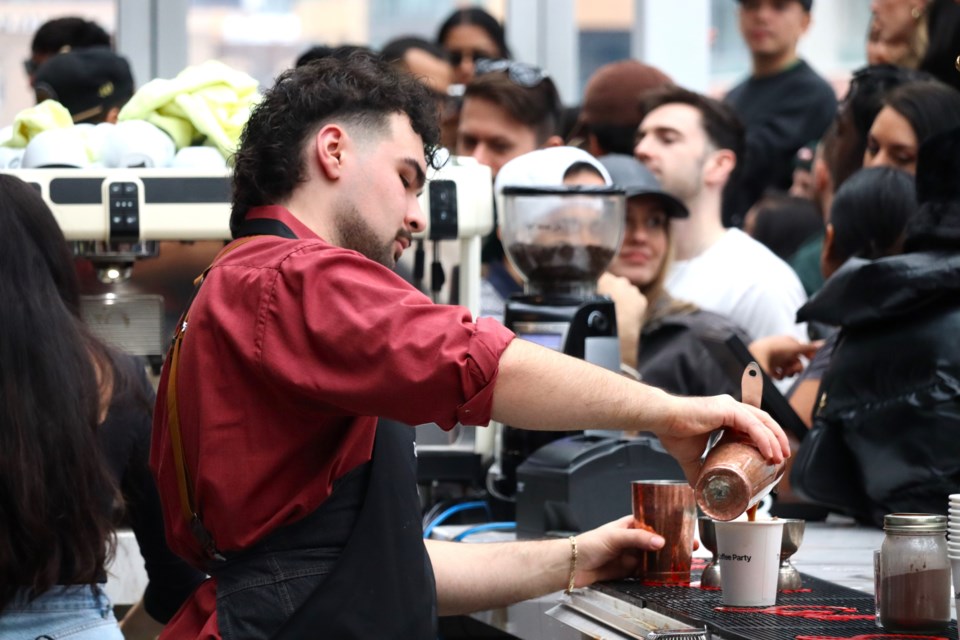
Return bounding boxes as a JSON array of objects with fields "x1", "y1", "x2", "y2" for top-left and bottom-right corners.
[{"x1": 209, "y1": 219, "x2": 437, "y2": 639}]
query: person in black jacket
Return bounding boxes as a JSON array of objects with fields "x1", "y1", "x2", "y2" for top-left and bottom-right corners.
[
  {"x1": 723, "y1": 0, "x2": 837, "y2": 227},
  {"x1": 793, "y1": 125, "x2": 960, "y2": 527}
]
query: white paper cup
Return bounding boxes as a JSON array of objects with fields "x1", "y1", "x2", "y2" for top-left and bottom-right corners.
[{"x1": 714, "y1": 520, "x2": 784, "y2": 607}]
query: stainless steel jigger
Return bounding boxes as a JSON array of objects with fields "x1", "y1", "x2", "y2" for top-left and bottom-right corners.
[
  {"x1": 777, "y1": 518, "x2": 805, "y2": 591},
  {"x1": 697, "y1": 516, "x2": 721, "y2": 589},
  {"x1": 697, "y1": 517, "x2": 806, "y2": 591}
]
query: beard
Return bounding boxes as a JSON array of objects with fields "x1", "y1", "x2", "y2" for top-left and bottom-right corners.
[{"x1": 334, "y1": 201, "x2": 405, "y2": 268}]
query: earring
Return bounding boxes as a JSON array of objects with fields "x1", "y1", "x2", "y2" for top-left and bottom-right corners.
[
  {"x1": 955, "y1": 54, "x2": 960, "y2": 73},
  {"x1": 911, "y1": 6, "x2": 922, "y2": 19}
]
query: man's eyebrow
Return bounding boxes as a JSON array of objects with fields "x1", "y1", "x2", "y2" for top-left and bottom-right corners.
[
  {"x1": 403, "y1": 158, "x2": 427, "y2": 190},
  {"x1": 645, "y1": 125, "x2": 682, "y2": 138}
]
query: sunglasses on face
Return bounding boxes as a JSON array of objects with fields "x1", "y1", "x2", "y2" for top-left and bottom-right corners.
[
  {"x1": 474, "y1": 58, "x2": 547, "y2": 88},
  {"x1": 448, "y1": 48, "x2": 493, "y2": 67}
]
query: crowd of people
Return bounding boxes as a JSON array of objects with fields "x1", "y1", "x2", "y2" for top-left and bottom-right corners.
[{"x1": 1, "y1": 1, "x2": 959, "y2": 639}]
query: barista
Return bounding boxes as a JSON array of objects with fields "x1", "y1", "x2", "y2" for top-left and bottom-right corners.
[{"x1": 150, "y1": 53, "x2": 789, "y2": 640}]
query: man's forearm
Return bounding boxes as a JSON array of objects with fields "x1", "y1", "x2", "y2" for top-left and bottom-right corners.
[
  {"x1": 426, "y1": 537, "x2": 571, "y2": 616},
  {"x1": 491, "y1": 338, "x2": 675, "y2": 434}
]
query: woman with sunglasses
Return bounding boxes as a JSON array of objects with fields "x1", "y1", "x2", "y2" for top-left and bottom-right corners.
[{"x1": 436, "y1": 7, "x2": 510, "y2": 85}]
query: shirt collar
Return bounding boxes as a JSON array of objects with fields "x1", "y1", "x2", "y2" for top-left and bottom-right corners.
[{"x1": 245, "y1": 205, "x2": 320, "y2": 240}]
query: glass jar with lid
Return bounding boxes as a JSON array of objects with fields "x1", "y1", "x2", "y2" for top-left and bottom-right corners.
[{"x1": 877, "y1": 513, "x2": 951, "y2": 633}]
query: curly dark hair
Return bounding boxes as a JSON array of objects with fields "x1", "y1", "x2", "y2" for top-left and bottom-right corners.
[{"x1": 230, "y1": 52, "x2": 441, "y2": 235}]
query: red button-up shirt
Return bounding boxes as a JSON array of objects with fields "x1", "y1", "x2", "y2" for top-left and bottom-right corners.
[{"x1": 150, "y1": 205, "x2": 514, "y2": 638}]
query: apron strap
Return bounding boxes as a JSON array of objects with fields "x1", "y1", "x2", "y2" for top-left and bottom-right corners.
[{"x1": 166, "y1": 234, "x2": 262, "y2": 564}]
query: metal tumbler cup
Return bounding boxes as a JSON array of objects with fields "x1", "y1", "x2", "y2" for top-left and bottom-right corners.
[{"x1": 632, "y1": 479, "x2": 696, "y2": 585}]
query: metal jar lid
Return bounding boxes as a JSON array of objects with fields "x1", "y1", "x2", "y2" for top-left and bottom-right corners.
[{"x1": 883, "y1": 513, "x2": 947, "y2": 532}]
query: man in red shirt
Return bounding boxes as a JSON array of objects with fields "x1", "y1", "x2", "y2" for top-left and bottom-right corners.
[{"x1": 150, "y1": 52, "x2": 789, "y2": 640}]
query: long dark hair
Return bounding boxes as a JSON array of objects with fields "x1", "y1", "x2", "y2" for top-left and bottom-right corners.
[
  {"x1": 830, "y1": 167, "x2": 918, "y2": 261},
  {"x1": 919, "y1": 0, "x2": 960, "y2": 92},
  {"x1": 0, "y1": 175, "x2": 117, "y2": 610},
  {"x1": 884, "y1": 80, "x2": 960, "y2": 146},
  {"x1": 436, "y1": 7, "x2": 510, "y2": 59}
]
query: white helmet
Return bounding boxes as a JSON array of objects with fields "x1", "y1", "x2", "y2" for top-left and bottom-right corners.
[
  {"x1": 101, "y1": 120, "x2": 176, "y2": 168},
  {"x1": 21, "y1": 128, "x2": 90, "y2": 168},
  {"x1": 0, "y1": 147, "x2": 24, "y2": 169},
  {"x1": 171, "y1": 146, "x2": 227, "y2": 170}
]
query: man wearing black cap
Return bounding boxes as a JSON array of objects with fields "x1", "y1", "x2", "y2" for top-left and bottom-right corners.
[
  {"x1": 723, "y1": 0, "x2": 836, "y2": 228},
  {"x1": 33, "y1": 47, "x2": 135, "y2": 124}
]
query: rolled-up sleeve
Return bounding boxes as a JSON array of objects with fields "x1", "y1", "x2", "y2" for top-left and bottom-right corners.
[{"x1": 455, "y1": 316, "x2": 516, "y2": 426}]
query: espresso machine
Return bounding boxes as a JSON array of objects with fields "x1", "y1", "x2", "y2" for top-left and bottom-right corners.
[
  {"x1": 490, "y1": 185, "x2": 626, "y2": 510},
  {"x1": 3, "y1": 158, "x2": 494, "y2": 368}
]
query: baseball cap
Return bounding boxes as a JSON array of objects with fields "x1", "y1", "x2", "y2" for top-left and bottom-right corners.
[
  {"x1": 494, "y1": 147, "x2": 612, "y2": 196},
  {"x1": 34, "y1": 47, "x2": 134, "y2": 124},
  {"x1": 598, "y1": 154, "x2": 688, "y2": 218},
  {"x1": 493, "y1": 147, "x2": 615, "y2": 228},
  {"x1": 580, "y1": 60, "x2": 673, "y2": 127},
  {"x1": 735, "y1": 0, "x2": 812, "y2": 9}
]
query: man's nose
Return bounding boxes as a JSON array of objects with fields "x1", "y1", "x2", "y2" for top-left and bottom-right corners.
[
  {"x1": 406, "y1": 200, "x2": 426, "y2": 233},
  {"x1": 469, "y1": 143, "x2": 494, "y2": 169},
  {"x1": 634, "y1": 137, "x2": 652, "y2": 162}
]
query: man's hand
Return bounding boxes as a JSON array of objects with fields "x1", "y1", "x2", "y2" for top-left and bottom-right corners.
[
  {"x1": 655, "y1": 394, "x2": 790, "y2": 483},
  {"x1": 749, "y1": 335, "x2": 822, "y2": 379},
  {"x1": 597, "y1": 272, "x2": 647, "y2": 368},
  {"x1": 571, "y1": 515, "x2": 664, "y2": 587}
]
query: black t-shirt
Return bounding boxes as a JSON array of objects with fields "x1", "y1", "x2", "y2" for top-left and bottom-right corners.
[{"x1": 724, "y1": 59, "x2": 836, "y2": 227}]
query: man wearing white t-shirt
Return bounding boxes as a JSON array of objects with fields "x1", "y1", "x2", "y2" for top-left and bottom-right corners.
[{"x1": 634, "y1": 86, "x2": 807, "y2": 343}]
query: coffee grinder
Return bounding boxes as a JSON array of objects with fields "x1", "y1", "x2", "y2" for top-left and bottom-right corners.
[{"x1": 490, "y1": 185, "x2": 626, "y2": 508}]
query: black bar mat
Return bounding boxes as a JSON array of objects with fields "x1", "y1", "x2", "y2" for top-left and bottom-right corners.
[{"x1": 595, "y1": 569, "x2": 958, "y2": 640}]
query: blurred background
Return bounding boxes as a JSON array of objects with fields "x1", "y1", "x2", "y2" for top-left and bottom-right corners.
[{"x1": 0, "y1": 0, "x2": 873, "y2": 127}]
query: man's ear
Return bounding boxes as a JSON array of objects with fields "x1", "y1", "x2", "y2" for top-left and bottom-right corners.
[
  {"x1": 705, "y1": 148, "x2": 736, "y2": 187},
  {"x1": 314, "y1": 124, "x2": 347, "y2": 180},
  {"x1": 820, "y1": 222, "x2": 838, "y2": 277},
  {"x1": 813, "y1": 156, "x2": 832, "y2": 199}
]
